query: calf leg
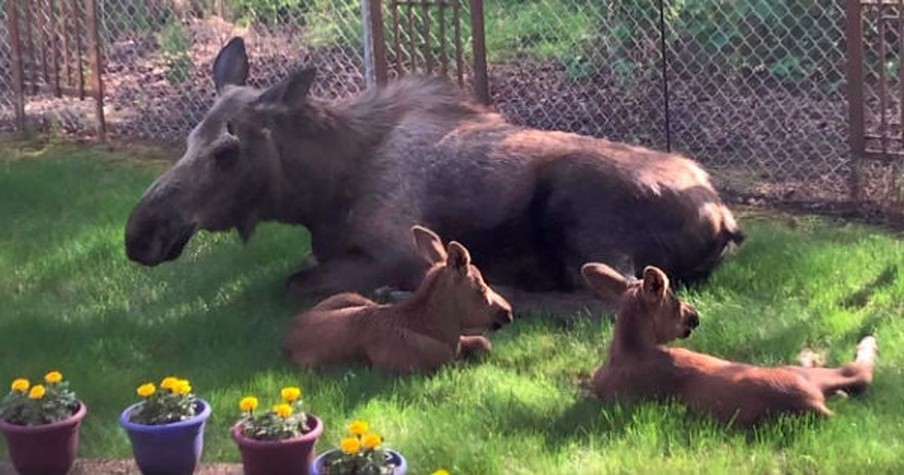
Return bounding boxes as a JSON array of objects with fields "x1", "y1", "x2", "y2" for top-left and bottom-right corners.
[
  {"x1": 458, "y1": 335, "x2": 493, "y2": 360},
  {"x1": 794, "y1": 336, "x2": 878, "y2": 398},
  {"x1": 367, "y1": 331, "x2": 457, "y2": 375}
]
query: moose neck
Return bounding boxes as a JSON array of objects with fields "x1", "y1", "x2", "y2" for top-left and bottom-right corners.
[
  {"x1": 398, "y1": 267, "x2": 463, "y2": 348},
  {"x1": 609, "y1": 294, "x2": 659, "y2": 357},
  {"x1": 261, "y1": 94, "x2": 411, "y2": 227}
]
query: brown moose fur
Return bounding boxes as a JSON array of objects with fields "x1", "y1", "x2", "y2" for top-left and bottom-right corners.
[
  {"x1": 124, "y1": 36, "x2": 744, "y2": 317},
  {"x1": 282, "y1": 225, "x2": 513, "y2": 374},
  {"x1": 582, "y1": 262, "x2": 878, "y2": 426}
]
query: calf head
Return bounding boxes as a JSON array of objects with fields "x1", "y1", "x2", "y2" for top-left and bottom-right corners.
[
  {"x1": 125, "y1": 36, "x2": 318, "y2": 265},
  {"x1": 581, "y1": 263, "x2": 699, "y2": 344},
  {"x1": 412, "y1": 225, "x2": 513, "y2": 332}
]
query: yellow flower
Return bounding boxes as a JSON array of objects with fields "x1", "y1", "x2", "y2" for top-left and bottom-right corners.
[
  {"x1": 432, "y1": 470, "x2": 451, "y2": 475},
  {"x1": 160, "y1": 377, "x2": 179, "y2": 391},
  {"x1": 28, "y1": 385, "x2": 46, "y2": 399},
  {"x1": 137, "y1": 383, "x2": 156, "y2": 398},
  {"x1": 239, "y1": 396, "x2": 259, "y2": 412},
  {"x1": 273, "y1": 403, "x2": 293, "y2": 418},
  {"x1": 280, "y1": 386, "x2": 302, "y2": 403},
  {"x1": 10, "y1": 378, "x2": 30, "y2": 393},
  {"x1": 44, "y1": 371, "x2": 63, "y2": 384},
  {"x1": 174, "y1": 379, "x2": 192, "y2": 396},
  {"x1": 347, "y1": 420, "x2": 368, "y2": 436},
  {"x1": 362, "y1": 433, "x2": 382, "y2": 449},
  {"x1": 340, "y1": 437, "x2": 361, "y2": 455}
]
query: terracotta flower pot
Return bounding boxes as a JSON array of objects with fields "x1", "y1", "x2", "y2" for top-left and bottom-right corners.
[
  {"x1": 0, "y1": 401, "x2": 87, "y2": 475},
  {"x1": 231, "y1": 414, "x2": 324, "y2": 475},
  {"x1": 310, "y1": 448, "x2": 408, "y2": 475},
  {"x1": 119, "y1": 399, "x2": 211, "y2": 475}
]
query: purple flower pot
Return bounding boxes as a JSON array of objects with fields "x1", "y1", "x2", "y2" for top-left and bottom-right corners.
[
  {"x1": 231, "y1": 414, "x2": 324, "y2": 475},
  {"x1": 0, "y1": 401, "x2": 87, "y2": 475},
  {"x1": 310, "y1": 448, "x2": 408, "y2": 475},
  {"x1": 119, "y1": 398, "x2": 211, "y2": 475}
]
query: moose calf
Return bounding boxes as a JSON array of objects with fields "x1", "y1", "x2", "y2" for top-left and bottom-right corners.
[
  {"x1": 581, "y1": 262, "x2": 878, "y2": 426},
  {"x1": 282, "y1": 226, "x2": 513, "y2": 374}
]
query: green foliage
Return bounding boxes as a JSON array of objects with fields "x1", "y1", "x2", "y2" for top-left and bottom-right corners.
[
  {"x1": 321, "y1": 448, "x2": 395, "y2": 475},
  {"x1": 322, "y1": 421, "x2": 396, "y2": 475},
  {"x1": 156, "y1": 20, "x2": 195, "y2": 85},
  {"x1": 303, "y1": 0, "x2": 362, "y2": 49},
  {"x1": 238, "y1": 387, "x2": 310, "y2": 441},
  {"x1": 129, "y1": 377, "x2": 197, "y2": 425},
  {"x1": 668, "y1": 0, "x2": 843, "y2": 85},
  {"x1": 224, "y1": 0, "x2": 304, "y2": 25},
  {"x1": 0, "y1": 373, "x2": 79, "y2": 426}
]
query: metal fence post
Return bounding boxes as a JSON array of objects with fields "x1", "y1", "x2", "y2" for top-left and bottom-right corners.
[
  {"x1": 367, "y1": 0, "x2": 387, "y2": 86},
  {"x1": 362, "y1": 0, "x2": 375, "y2": 87}
]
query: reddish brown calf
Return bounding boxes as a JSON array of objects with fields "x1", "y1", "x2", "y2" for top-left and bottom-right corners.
[
  {"x1": 282, "y1": 226, "x2": 513, "y2": 374},
  {"x1": 582, "y1": 262, "x2": 878, "y2": 426}
]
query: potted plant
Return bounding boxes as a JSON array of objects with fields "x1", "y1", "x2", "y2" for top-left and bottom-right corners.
[
  {"x1": 231, "y1": 386, "x2": 324, "y2": 475},
  {"x1": 119, "y1": 376, "x2": 211, "y2": 475},
  {"x1": 311, "y1": 420, "x2": 407, "y2": 475},
  {"x1": 0, "y1": 371, "x2": 86, "y2": 475}
]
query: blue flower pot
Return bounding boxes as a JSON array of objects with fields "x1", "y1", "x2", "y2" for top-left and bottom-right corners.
[
  {"x1": 311, "y1": 448, "x2": 408, "y2": 475},
  {"x1": 119, "y1": 399, "x2": 211, "y2": 475}
]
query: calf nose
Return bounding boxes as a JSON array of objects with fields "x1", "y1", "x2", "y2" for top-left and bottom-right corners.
[
  {"x1": 499, "y1": 307, "x2": 514, "y2": 324},
  {"x1": 688, "y1": 312, "x2": 700, "y2": 329}
]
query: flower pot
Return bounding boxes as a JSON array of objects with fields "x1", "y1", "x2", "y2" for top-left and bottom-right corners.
[
  {"x1": 119, "y1": 398, "x2": 211, "y2": 475},
  {"x1": 310, "y1": 448, "x2": 408, "y2": 475},
  {"x1": 0, "y1": 400, "x2": 87, "y2": 475},
  {"x1": 231, "y1": 414, "x2": 324, "y2": 475}
]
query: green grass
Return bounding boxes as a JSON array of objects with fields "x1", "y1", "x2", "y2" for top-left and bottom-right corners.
[{"x1": 1, "y1": 138, "x2": 903, "y2": 474}]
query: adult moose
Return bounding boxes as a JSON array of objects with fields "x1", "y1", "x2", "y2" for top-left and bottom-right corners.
[{"x1": 125, "y1": 37, "x2": 744, "y2": 316}]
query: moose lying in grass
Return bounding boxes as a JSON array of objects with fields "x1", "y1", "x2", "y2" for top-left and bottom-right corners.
[
  {"x1": 581, "y1": 262, "x2": 878, "y2": 426},
  {"x1": 282, "y1": 225, "x2": 513, "y2": 374},
  {"x1": 124, "y1": 36, "x2": 745, "y2": 317}
]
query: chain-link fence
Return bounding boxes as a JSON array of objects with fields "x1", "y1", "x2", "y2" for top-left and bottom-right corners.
[{"x1": 1, "y1": 0, "x2": 901, "y2": 216}]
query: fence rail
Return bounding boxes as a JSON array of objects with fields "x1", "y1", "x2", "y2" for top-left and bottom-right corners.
[{"x1": 1, "y1": 0, "x2": 902, "y2": 218}]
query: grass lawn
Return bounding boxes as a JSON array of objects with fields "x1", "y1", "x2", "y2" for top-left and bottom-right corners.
[{"x1": 1, "y1": 138, "x2": 903, "y2": 474}]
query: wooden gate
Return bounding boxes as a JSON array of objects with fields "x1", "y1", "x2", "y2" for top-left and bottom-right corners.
[
  {"x1": 365, "y1": 0, "x2": 489, "y2": 104},
  {"x1": 846, "y1": 0, "x2": 904, "y2": 200}
]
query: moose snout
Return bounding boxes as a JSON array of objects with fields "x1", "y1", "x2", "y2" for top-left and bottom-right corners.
[
  {"x1": 491, "y1": 300, "x2": 514, "y2": 331},
  {"x1": 687, "y1": 311, "x2": 700, "y2": 329}
]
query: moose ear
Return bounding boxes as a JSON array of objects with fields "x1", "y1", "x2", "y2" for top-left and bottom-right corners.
[
  {"x1": 641, "y1": 266, "x2": 669, "y2": 299},
  {"x1": 581, "y1": 263, "x2": 629, "y2": 298},
  {"x1": 445, "y1": 241, "x2": 471, "y2": 275},
  {"x1": 412, "y1": 225, "x2": 446, "y2": 265},
  {"x1": 255, "y1": 67, "x2": 317, "y2": 109},
  {"x1": 213, "y1": 37, "x2": 249, "y2": 93}
]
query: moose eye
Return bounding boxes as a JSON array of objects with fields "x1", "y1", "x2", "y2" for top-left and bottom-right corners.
[{"x1": 213, "y1": 145, "x2": 240, "y2": 168}]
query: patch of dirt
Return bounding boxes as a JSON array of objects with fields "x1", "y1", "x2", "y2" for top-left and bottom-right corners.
[{"x1": 0, "y1": 459, "x2": 243, "y2": 475}]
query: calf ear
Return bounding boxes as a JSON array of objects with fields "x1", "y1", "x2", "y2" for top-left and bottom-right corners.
[
  {"x1": 641, "y1": 266, "x2": 669, "y2": 300},
  {"x1": 256, "y1": 67, "x2": 317, "y2": 109},
  {"x1": 412, "y1": 225, "x2": 446, "y2": 265},
  {"x1": 213, "y1": 37, "x2": 249, "y2": 93},
  {"x1": 446, "y1": 241, "x2": 471, "y2": 275},
  {"x1": 581, "y1": 263, "x2": 628, "y2": 298}
]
